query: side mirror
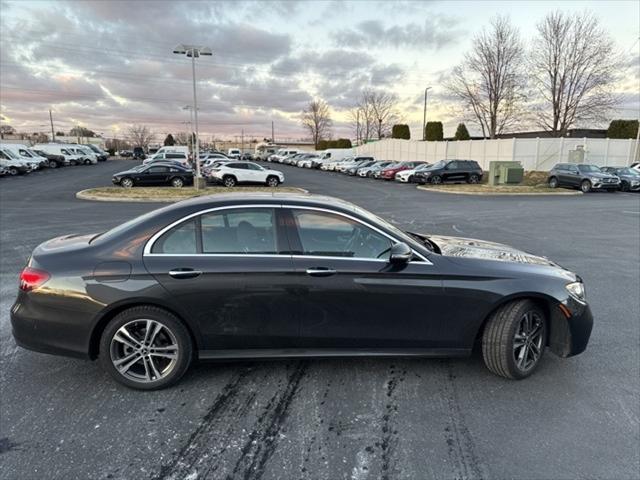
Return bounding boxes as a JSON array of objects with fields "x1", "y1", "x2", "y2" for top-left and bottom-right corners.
[{"x1": 389, "y1": 242, "x2": 412, "y2": 264}]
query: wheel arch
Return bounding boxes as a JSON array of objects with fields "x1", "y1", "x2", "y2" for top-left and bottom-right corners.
[{"x1": 88, "y1": 299, "x2": 200, "y2": 360}]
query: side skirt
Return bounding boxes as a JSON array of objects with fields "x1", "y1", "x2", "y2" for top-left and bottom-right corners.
[{"x1": 198, "y1": 348, "x2": 471, "y2": 361}]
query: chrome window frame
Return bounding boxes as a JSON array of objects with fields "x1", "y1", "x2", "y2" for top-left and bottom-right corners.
[{"x1": 143, "y1": 204, "x2": 430, "y2": 263}]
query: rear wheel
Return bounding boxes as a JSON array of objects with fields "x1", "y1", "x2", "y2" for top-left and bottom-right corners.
[
  {"x1": 170, "y1": 177, "x2": 184, "y2": 188},
  {"x1": 468, "y1": 173, "x2": 480, "y2": 184},
  {"x1": 580, "y1": 180, "x2": 592, "y2": 193},
  {"x1": 99, "y1": 306, "x2": 193, "y2": 390},
  {"x1": 120, "y1": 177, "x2": 134, "y2": 188},
  {"x1": 482, "y1": 299, "x2": 547, "y2": 379},
  {"x1": 548, "y1": 177, "x2": 558, "y2": 188},
  {"x1": 8, "y1": 167, "x2": 19, "y2": 176},
  {"x1": 49, "y1": 160, "x2": 58, "y2": 169},
  {"x1": 223, "y1": 175, "x2": 237, "y2": 187},
  {"x1": 84, "y1": 159, "x2": 92, "y2": 165},
  {"x1": 266, "y1": 175, "x2": 279, "y2": 187},
  {"x1": 431, "y1": 175, "x2": 442, "y2": 185}
]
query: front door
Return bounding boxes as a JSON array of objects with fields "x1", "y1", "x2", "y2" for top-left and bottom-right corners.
[
  {"x1": 143, "y1": 207, "x2": 299, "y2": 350},
  {"x1": 283, "y1": 207, "x2": 447, "y2": 350}
]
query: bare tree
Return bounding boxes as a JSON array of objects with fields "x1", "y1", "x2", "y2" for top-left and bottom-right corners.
[
  {"x1": 301, "y1": 99, "x2": 332, "y2": 148},
  {"x1": 348, "y1": 89, "x2": 401, "y2": 142},
  {"x1": 530, "y1": 11, "x2": 617, "y2": 136},
  {"x1": 446, "y1": 16, "x2": 525, "y2": 138},
  {"x1": 127, "y1": 124, "x2": 154, "y2": 148}
]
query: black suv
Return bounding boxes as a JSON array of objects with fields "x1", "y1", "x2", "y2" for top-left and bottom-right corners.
[
  {"x1": 414, "y1": 159, "x2": 483, "y2": 185},
  {"x1": 548, "y1": 163, "x2": 619, "y2": 193},
  {"x1": 600, "y1": 166, "x2": 640, "y2": 192}
]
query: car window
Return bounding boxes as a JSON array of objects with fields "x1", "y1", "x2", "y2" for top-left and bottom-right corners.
[
  {"x1": 201, "y1": 208, "x2": 277, "y2": 254},
  {"x1": 151, "y1": 219, "x2": 197, "y2": 254},
  {"x1": 447, "y1": 161, "x2": 459, "y2": 169},
  {"x1": 291, "y1": 209, "x2": 393, "y2": 260},
  {"x1": 147, "y1": 166, "x2": 169, "y2": 173},
  {"x1": 246, "y1": 163, "x2": 263, "y2": 171},
  {"x1": 167, "y1": 153, "x2": 185, "y2": 159}
]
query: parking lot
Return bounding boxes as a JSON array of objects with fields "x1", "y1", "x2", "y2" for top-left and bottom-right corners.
[{"x1": 1, "y1": 160, "x2": 639, "y2": 480}]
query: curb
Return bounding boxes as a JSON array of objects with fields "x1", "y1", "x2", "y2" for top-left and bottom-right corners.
[
  {"x1": 76, "y1": 187, "x2": 309, "y2": 203},
  {"x1": 416, "y1": 186, "x2": 583, "y2": 196}
]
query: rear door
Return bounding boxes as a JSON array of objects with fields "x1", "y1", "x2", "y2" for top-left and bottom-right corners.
[
  {"x1": 142, "y1": 166, "x2": 170, "y2": 185},
  {"x1": 284, "y1": 207, "x2": 446, "y2": 349},
  {"x1": 143, "y1": 206, "x2": 299, "y2": 350}
]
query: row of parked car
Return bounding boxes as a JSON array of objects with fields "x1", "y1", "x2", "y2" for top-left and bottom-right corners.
[
  {"x1": 257, "y1": 149, "x2": 640, "y2": 193},
  {"x1": 111, "y1": 148, "x2": 284, "y2": 188},
  {"x1": 0, "y1": 142, "x2": 109, "y2": 176}
]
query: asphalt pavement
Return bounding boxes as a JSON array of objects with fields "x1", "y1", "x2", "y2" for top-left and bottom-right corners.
[{"x1": 1, "y1": 160, "x2": 639, "y2": 480}]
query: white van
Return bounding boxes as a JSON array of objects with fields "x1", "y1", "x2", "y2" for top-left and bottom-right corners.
[
  {"x1": 0, "y1": 147, "x2": 33, "y2": 175},
  {"x1": 320, "y1": 148, "x2": 354, "y2": 162},
  {"x1": 154, "y1": 146, "x2": 190, "y2": 157},
  {"x1": 1, "y1": 143, "x2": 47, "y2": 169},
  {"x1": 70, "y1": 145, "x2": 99, "y2": 164},
  {"x1": 228, "y1": 148, "x2": 241, "y2": 159},
  {"x1": 143, "y1": 151, "x2": 190, "y2": 167},
  {"x1": 34, "y1": 143, "x2": 87, "y2": 166}
]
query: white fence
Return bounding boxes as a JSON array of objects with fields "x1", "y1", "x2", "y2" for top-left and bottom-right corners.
[{"x1": 354, "y1": 137, "x2": 639, "y2": 171}]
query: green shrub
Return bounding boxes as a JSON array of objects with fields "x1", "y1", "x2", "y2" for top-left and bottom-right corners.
[
  {"x1": 607, "y1": 120, "x2": 639, "y2": 139},
  {"x1": 108, "y1": 148, "x2": 115, "y2": 156},
  {"x1": 391, "y1": 124, "x2": 411, "y2": 139},
  {"x1": 424, "y1": 121, "x2": 443, "y2": 141},
  {"x1": 316, "y1": 140, "x2": 329, "y2": 150},
  {"x1": 336, "y1": 138, "x2": 352, "y2": 148},
  {"x1": 454, "y1": 123, "x2": 471, "y2": 140}
]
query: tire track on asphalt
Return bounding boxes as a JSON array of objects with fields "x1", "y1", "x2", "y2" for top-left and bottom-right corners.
[
  {"x1": 380, "y1": 363, "x2": 405, "y2": 480},
  {"x1": 441, "y1": 361, "x2": 485, "y2": 480}
]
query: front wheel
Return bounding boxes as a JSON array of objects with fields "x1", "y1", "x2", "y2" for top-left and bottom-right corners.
[
  {"x1": 49, "y1": 160, "x2": 58, "y2": 169},
  {"x1": 171, "y1": 177, "x2": 184, "y2": 188},
  {"x1": 482, "y1": 299, "x2": 547, "y2": 379},
  {"x1": 99, "y1": 306, "x2": 193, "y2": 390},
  {"x1": 430, "y1": 175, "x2": 442, "y2": 185},
  {"x1": 8, "y1": 167, "x2": 19, "y2": 176},
  {"x1": 620, "y1": 182, "x2": 629, "y2": 192},
  {"x1": 468, "y1": 174, "x2": 480, "y2": 184},
  {"x1": 84, "y1": 159, "x2": 92, "y2": 165},
  {"x1": 266, "y1": 176, "x2": 280, "y2": 187},
  {"x1": 120, "y1": 177, "x2": 134, "y2": 188},
  {"x1": 548, "y1": 177, "x2": 558, "y2": 188},
  {"x1": 580, "y1": 180, "x2": 592, "y2": 193}
]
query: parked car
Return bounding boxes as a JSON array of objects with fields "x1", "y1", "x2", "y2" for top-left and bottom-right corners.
[
  {"x1": 358, "y1": 161, "x2": 393, "y2": 178},
  {"x1": 414, "y1": 160, "x2": 483, "y2": 185},
  {"x1": 202, "y1": 159, "x2": 230, "y2": 176},
  {"x1": 112, "y1": 163, "x2": 193, "y2": 188},
  {"x1": 336, "y1": 157, "x2": 375, "y2": 173},
  {"x1": 379, "y1": 161, "x2": 423, "y2": 181},
  {"x1": 208, "y1": 161, "x2": 284, "y2": 187},
  {"x1": 395, "y1": 163, "x2": 432, "y2": 183},
  {"x1": 345, "y1": 160, "x2": 376, "y2": 176},
  {"x1": 548, "y1": 163, "x2": 619, "y2": 193},
  {"x1": 1, "y1": 143, "x2": 47, "y2": 169},
  {"x1": 240, "y1": 152, "x2": 254, "y2": 161},
  {"x1": 298, "y1": 155, "x2": 321, "y2": 168},
  {"x1": 72, "y1": 146, "x2": 99, "y2": 164},
  {"x1": 0, "y1": 148, "x2": 31, "y2": 175},
  {"x1": 85, "y1": 144, "x2": 108, "y2": 161},
  {"x1": 119, "y1": 150, "x2": 133, "y2": 157},
  {"x1": 630, "y1": 162, "x2": 640, "y2": 173},
  {"x1": 133, "y1": 147, "x2": 146, "y2": 160},
  {"x1": 10, "y1": 192, "x2": 593, "y2": 389},
  {"x1": 600, "y1": 166, "x2": 640, "y2": 192},
  {"x1": 34, "y1": 143, "x2": 85, "y2": 166},
  {"x1": 144, "y1": 152, "x2": 190, "y2": 167},
  {"x1": 373, "y1": 162, "x2": 398, "y2": 179},
  {"x1": 32, "y1": 149, "x2": 68, "y2": 168}
]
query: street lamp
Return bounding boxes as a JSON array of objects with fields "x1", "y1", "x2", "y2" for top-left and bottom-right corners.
[
  {"x1": 422, "y1": 87, "x2": 432, "y2": 141},
  {"x1": 173, "y1": 44, "x2": 212, "y2": 189}
]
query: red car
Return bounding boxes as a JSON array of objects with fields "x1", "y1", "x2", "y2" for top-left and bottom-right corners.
[{"x1": 380, "y1": 161, "x2": 422, "y2": 180}]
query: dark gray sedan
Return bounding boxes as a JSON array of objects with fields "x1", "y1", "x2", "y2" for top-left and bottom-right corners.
[{"x1": 11, "y1": 193, "x2": 593, "y2": 389}]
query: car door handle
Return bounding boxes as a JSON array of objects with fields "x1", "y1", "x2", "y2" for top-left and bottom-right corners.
[
  {"x1": 306, "y1": 268, "x2": 337, "y2": 277},
  {"x1": 168, "y1": 269, "x2": 202, "y2": 279}
]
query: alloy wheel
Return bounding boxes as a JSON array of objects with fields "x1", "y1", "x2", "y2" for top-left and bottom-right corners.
[
  {"x1": 223, "y1": 176, "x2": 236, "y2": 187},
  {"x1": 267, "y1": 177, "x2": 279, "y2": 187},
  {"x1": 49, "y1": 161, "x2": 58, "y2": 169},
  {"x1": 9, "y1": 168, "x2": 18, "y2": 176},
  {"x1": 109, "y1": 319, "x2": 179, "y2": 383},
  {"x1": 468, "y1": 174, "x2": 479, "y2": 184},
  {"x1": 581, "y1": 180, "x2": 591, "y2": 193},
  {"x1": 121, "y1": 178, "x2": 133, "y2": 188},
  {"x1": 171, "y1": 178, "x2": 184, "y2": 188},
  {"x1": 549, "y1": 177, "x2": 558, "y2": 188},
  {"x1": 513, "y1": 311, "x2": 544, "y2": 372},
  {"x1": 431, "y1": 175, "x2": 442, "y2": 184}
]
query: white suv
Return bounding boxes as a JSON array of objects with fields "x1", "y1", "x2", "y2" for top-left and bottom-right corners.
[{"x1": 208, "y1": 161, "x2": 284, "y2": 187}]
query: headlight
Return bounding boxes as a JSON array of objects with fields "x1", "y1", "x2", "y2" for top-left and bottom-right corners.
[
  {"x1": 566, "y1": 281, "x2": 586, "y2": 302},
  {"x1": 422, "y1": 171, "x2": 431, "y2": 176},
  {"x1": 631, "y1": 181, "x2": 639, "y2": 186}
]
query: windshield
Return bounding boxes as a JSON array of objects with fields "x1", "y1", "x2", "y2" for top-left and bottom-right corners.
[
  {"x1": 1, "y1": 149, "x2": 18, "y2": 159},
  {"x1": 429, "y1": 160, "x2": 446, "y2": 169},
  {"x1": 578, "y1": 165, "x2": 601, "y2": 173},
  {"x1": 616, "y1": 168, "x2": 639, "y2": 176}
]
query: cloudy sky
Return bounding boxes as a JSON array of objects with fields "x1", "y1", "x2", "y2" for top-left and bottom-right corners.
[{"x1": 0, "y1": 0, "x2": 638, "y2": 143}]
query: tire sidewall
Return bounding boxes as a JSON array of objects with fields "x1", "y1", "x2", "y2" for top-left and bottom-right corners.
[{"x1": 99, "y1": 307, "x2": 193, "y2": 390}]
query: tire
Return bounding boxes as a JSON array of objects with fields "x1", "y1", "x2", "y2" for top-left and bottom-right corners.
[
  {"x1": 171, "y1": 177, "x2": 184, "y2": 188},
  {"x1": 8, "y1": 167, "x2": 19, "y2": 176},
  {"x1": 468, "y1": 174, "x2": 480, "y2": 184},
  {"x1": 266, "y1": 176, "x2": 279, "y2": 187},
  {"x1": 223, "y1": 175, "x2": 237, "y2": 187},
  {"x1": 620, "y1": 182, "x2": 629, "y2": 192},
  {"x1": 580, "y1": 180, "x2": 592, "y2": 193},
  {"x1": 121, "y1": 177, "x2": 134, "y2": 188},
  {"x1": 548, "y1": 177, "x2": 558, "y2": 188},
  {"x1": 430, "y1": 175, "x2": 442, "y2": 185},
  {"x1": 482, "y1": 299, "x2": 547, "y2": 380},
  {"x1": 49, "y1": 160, "x2": 58, "y2": 169},
  {"x1": 84, "y1": 159, "x2": 92, "y2": 165},
  {"x1": 70, "y1": 160, "x2": 78, "y2": 166},
  {"x1": 99, "y1": 306, "x2": 193, "y2": 390}
]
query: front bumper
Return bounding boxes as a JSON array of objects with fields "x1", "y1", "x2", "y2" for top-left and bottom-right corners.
[{"x1": 549, "y1": 297, "x2": 593, "y2": 358}]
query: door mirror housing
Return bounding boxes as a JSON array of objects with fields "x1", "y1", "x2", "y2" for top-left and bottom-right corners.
[{"x1": 389, "y1": 242, "x2": 412, "y2": 264}]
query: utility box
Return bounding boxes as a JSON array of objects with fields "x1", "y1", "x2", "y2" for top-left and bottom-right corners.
[
  {"x1": 488, "y1": 161, "x2": 524, "y2": 185},
  {"x1": 568, "y1": 145, "x2": 585, "y2": 164}
]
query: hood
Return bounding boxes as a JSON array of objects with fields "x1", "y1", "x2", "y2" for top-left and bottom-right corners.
[
  {"x1": 426, "y1": 234, "x2": 559, "y2": 267},
  {"x1": 586, "y1": 172, "x2": 617, "y2": 180}
]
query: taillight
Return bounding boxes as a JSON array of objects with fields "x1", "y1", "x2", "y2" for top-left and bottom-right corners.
[{"x1": 19, "y1": 267, "x2": 50, "y2": 292}]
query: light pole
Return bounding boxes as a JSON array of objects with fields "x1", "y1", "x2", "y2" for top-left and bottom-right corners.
[
  {"x1": 422, "y1": 87, "x2": 432, "y2": 141},
  {"x1": 173, "y1": 44, "x2": 212, "y2": 189}
]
